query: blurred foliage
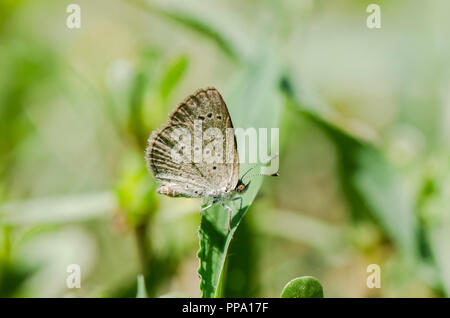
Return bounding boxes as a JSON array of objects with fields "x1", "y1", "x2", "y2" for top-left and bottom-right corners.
[
  {"x1": 116, "y1": 152, "x2": 158, "y2": 228},
  {"x1": 0, "y1": 0, "x2": 449, "y2": 298},
  {"x1": 281, "y1": 77, "x2": 419, "y2": 260}
]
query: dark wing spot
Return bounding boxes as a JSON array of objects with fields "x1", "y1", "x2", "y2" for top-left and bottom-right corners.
[
  {"x1": 198, "y1": 115, "x2": 205, "y2": 120},
  {"x1": 216, "y1": 115, "x2": 222, "y2": 120},
  {"x1": 207, "y1": 113, "x2": 212, "y2": 118},
  {"x1": 213, "y1": 166, "x2": 217, "y2": 170}
]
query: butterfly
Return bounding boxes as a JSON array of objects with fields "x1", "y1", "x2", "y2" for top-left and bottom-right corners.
[{"x1": 145, "y1": 87, "x2": 277, "y2": 228}]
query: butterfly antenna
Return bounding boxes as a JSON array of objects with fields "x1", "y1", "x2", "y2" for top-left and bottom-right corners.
[
  {"x1": 242, "y1": 172, "x2": 279, "y2": 183},
  {"x1": 241, "y1": 153, "x2": 279, "y2": 183},
  {"x1": 241, "y1": 165, "x2": 257, "y2": 180}
]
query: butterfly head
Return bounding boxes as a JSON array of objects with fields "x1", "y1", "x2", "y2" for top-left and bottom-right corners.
[
  {"x1": 235, "y1": 179, "x2": 250, "y2": 194},
  {"x1": 236, "y1": 154, "x2": 279, "y2": 194}
]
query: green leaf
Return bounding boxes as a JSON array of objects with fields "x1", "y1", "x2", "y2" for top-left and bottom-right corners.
[
  {"x1": 198, "y1": 204, "x2": 248, "y2": 298},
  {"x1": 160, "y1": 56, "x2": 189, "y2": 101},
  {"x1": 116, "y1": 151, "x2": 159, "y2": 227},
  {"x1": 280, "y1": 78, "x2": 419, "y2": 260},
  {"x1": 281, "y1": 276, "x2": 324, "y2": 298},
  {"x1": 136, "y1": 274, "x2": 148, "y2": 298},
  {"x1": 198, "y1": 41, "x2": 281, "y2": 298}
]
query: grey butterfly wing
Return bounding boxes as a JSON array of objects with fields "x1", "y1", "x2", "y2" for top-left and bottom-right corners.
[
  {"x1": 146, "y1": 124, "x2": 206, "y2": 197},
  {"x1": 146, "y1": 87, "x2": 239, "y2": 198}
]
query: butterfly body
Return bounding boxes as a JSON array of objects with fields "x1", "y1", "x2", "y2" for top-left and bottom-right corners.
[{"x1": 155, "y1": 184, "x2": 233, "y2": 199}]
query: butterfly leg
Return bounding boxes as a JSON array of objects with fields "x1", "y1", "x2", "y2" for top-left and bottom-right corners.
[
  {"x1": 200, "y1": 201, "x2": 215, "y2": 219},
  {"x1": 201, "y1": 202, "x2": 213, "y2": 211},
  {"x1": 232, "y1": 196, "x2": 243, "y2": 212}
]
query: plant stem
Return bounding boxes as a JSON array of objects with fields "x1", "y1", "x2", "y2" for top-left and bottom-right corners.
[
  {"x1": 134, "y1": 222, "x2": 150, "y2": 275},
  {"x1": 2, "y1": 226, "x2": 11, "y2": 261}
]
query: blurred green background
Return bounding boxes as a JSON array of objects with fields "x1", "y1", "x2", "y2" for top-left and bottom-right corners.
[{"x1": 1, "y1": 0, "x2": 449, "y2": 297}]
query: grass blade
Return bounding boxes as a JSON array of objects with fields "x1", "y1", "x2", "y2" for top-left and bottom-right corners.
[{"x1": 136, "y1": 274, "x2": 148, "y2": 298}]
